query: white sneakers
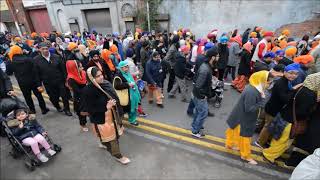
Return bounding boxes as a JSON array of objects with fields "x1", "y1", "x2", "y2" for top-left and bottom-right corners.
[
  {"x1": 47, "y1": 149, "x2": 56, "y2": 156},
  {"x1": 116, "y1": 156, "x2": 131, "y2": 165},
  {"x1": 37, "y1": 153, "x2": 49, "y2": 163}
]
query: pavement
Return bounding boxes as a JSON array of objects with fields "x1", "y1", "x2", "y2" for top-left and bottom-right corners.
[{"x1": 0, "y1": 77, "x2": 292, "y2": 179}]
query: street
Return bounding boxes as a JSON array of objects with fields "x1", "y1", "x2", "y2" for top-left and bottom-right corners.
[{"x1": 1, "y1": 77, "x2": 291, "y2": 179}]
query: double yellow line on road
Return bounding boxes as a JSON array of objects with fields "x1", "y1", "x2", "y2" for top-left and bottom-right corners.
[{"x1": 12, "y1": 85, "x2": 292, "y2": 170}]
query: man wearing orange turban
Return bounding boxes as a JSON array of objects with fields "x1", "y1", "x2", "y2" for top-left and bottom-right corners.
[{"x1": 252, "y1": 31, "x2": 274, "y2": 62}]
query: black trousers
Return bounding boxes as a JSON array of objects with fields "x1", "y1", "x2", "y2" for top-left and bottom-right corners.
[
  {"x1": 224, "y1": 66, "x2": 236, "y2": 80},
  {"x1": 167, "y1": 68, "x2": 175, "y2": 93},
  {"x1": 19, "y1": 84, "x2": 47, "y2": 113},
  {"x1": 44, "y1": 82, "x2": 70, "y2": 111},
  {"x1": 218, "y1": 68, "x2": 225, "y2": 81}
]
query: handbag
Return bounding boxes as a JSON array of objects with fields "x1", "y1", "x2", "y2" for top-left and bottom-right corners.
[
  {"x1": 113, "y1": 76, "x2": 129, "y2": 106},
  {"x1": 290, "y1": 87, "x2": 307, "y2": 139}
]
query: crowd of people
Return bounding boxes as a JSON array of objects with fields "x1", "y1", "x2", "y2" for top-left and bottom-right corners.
[{"x1": 0, "y1": 26, "x2": 319, "y2": 170}]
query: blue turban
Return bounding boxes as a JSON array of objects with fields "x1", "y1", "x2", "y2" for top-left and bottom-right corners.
[
  {"x1": 219, "y1": 36, "x2": 229, "y2": 44},
  {"x1": 126, "y1": 48, "x2": 134, "y2": 58},
  {"x1": 284, "y1": 63, "x2": 301, "y2": 72},
  {"x1": 275, "y1": 50, "x2": 285, "y2": 57},
  {"x1": 204, "y1": 42, "x2": 214, "y2": 51},
  {"x1": 264, "y1": 51, "x2": 275, "y2": 58}
]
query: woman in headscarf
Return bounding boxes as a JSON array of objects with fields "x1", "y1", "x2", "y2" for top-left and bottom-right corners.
[
  {"x1": 232, "y1": 41, "x2": 253, "y2": 92},
  {"x1": 113, "y1": 61, "x2": 141, "y2": 126},
  {"x1": 225, "y1": 70, "x2": 272, "y2": 165},
  {"x1": 66, "y1": 60, "x2": 88, "y2": 132},
  {"x1": 263, "y1": 72, "x2": 319, "y2": 165},
  {"x1": 284, "y1": 72, "x2": 320, "y2": 167},
  {"x1": 81, "y1": 66, "x2": 130, "y2": 165},
  {"x1": 256, "y1": 63, "x2": 301, "y2": 148}
]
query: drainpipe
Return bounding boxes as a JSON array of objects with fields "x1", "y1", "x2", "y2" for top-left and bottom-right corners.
[{"x1": 147, "y1": 0, "x2": 151, "y2": 32}]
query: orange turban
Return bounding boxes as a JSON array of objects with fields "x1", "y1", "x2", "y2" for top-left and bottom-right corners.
[
  {"x1": 110, "y1": 44, "x2": 118, "y2": 53},
  {"x1": 68, "y1": 42, "x2": 78, "y2": 51},
  {"x1": 282, "y1": 29, "x2": 290, "y2": 37},
  {"x1": 14, "y1": 37, "x2": 21, "y2": 43},
  {"x1": 250, "y1": 32, "x2": 257, "y2": 38},
  {"x1": 285, "y1": 47, "x2": 297, "y2": 57},
  {"x1": 294, "y1": 55, "x2": 314, "y2": 64},
  {"x1": 279, "y1": 40, "x2": 287, "y2": 49},
  {"x1": 25, "y1": 39, "x2": 34, "y2": 47},
  {"x1": 31, "y1": 32, "x2": 37, "y2": 39},
  {"x1": 8, "y1": 45, "x2": 23, "y2": 61}
]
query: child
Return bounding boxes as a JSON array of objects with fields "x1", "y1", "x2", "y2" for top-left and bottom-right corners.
[{"x1": 10, "y1": 109, "x2": 56, "y2": 162}]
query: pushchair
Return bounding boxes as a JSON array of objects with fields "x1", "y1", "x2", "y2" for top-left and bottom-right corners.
[
  {"x1": 210, "y1": 76, "x2": 224, "y2": 108},
  {"x1": 0, "y1": 96, "x2": 62, "y2": 171}
]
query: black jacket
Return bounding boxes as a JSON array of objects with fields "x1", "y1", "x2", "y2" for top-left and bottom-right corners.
[
  {"x1": 217, "y1": 43, "x2": 229, "y2": 70},
  {"x1": 0, "y1": 70, "x2": 13, "y2": 98},
  {"x1": 253, "y1": 60, "x2": 270, "y2": 72},
  {"x1": 281, "y1": 87, "x2": 317, "y2": 123},
  {"x1": 11, "y1": 54, "x2": 40, "y2": 87},
  {"x1": 237, "y1": 50, "x2": 251, "y2": 76},
  {"x1": 68, "y1": 79, "x2": 86, "y2": 113},
  {"x1": 192, "y1": 62, "x2": 212, "y2": 99},
  {"x1": 174, "y1": 52, "x2": 191, "y2": 79},
  {"x1": 33, "y1": 54, "x2": 67, "y2": 86},
  {"x1": 145, "y1": 59, "x2": 163, "y2": 86},
  {"x1": 265, "y1": 77, "x2": 295, "y2": 117}
]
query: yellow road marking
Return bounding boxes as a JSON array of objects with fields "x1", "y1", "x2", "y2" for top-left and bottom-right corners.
[{"x1": 123, "y1": 121, "x2": 291, "y2": 169}]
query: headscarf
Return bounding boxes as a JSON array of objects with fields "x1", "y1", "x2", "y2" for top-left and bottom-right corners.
[
  {"x1": 101, "y1": 49, "x2": 116, "y2": 71},
  {"x1": 31, "y1": 32, "x2": 37, "y2": 39},
  {"x1": 243, "y1": 41, "x2": 253, "y2": 52},
  {"x1": 249, "y1": 70, "x2": 269, "y2": 96},
  {"x1": 118, "y1": 60, "x2": 141, "y2": 112},
  {"x1": 68, "y1": 42, "x2": 78, "y2": 51},
  {"x1": 230, "y1": 35, "x2": 242, "y2": 46},
  {"x1": 294, "y1": 55, "x2": 314, "y2": 65},
  {"x1": 8, "y1": 45, "x2": 23, "y2": 61},
  {"x1": 303, "y1": 72, "x2": 320, "y2": 99},
  {"x1": 66, "y1": 60, "x2": 87, "y2": 85},
  {"x1": 264, "y1": 52, "x2": 275, "y2": 59}
]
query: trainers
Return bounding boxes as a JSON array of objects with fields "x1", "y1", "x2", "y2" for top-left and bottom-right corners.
[
  {"x1": 98, "y1": 143, "x2": 107, "y2": 149},
  {"x1": 47, "y1": 149, "x2": 56, "y2": 156},
  {"x1": 81, "y1": 126, "x2": 89, "y2": 132},
  {"x1": 130, "y1": 122, "x2": 139, "y2": 126},
  {"x1": 37, "y1": 153, "x2": 49, "y2": 163},
  {"x1": 192, "y1": 132, "x2": 204, "y2": 139},
  {"x1": 157, "y1": 104, "x2": 164, "y2": 108},
  {"x1": 138, "y1": 112, "x2": 148, "y2": 117},
  {"x1": 116, "y1": 156, "x2": 131, "y2": 165},
  {"x1": 208, "y1": 112, "x2": 214, "y2": 117},
  {"x1": 168, "y1": 94, "x2": 175, "y2": 98}
]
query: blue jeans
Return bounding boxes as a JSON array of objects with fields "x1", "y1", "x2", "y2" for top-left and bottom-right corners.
[
  {"x1": 191, "y1": 97, "x2": 208, "y2": 133},
  {"x1": 187, "y1": 98, "x2": 195, "y2": 115}
]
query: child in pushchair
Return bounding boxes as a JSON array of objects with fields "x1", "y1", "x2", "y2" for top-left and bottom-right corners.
[{"x1": 3, "y1": 108, "x2": 61, "y2": 171}]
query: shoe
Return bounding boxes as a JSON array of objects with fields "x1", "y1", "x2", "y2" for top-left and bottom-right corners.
[
  {"x1": 181, "y1": 99, "x2": 188, "y2": 103},
  {"x1": 98, "y1": 143, "x2": 107, "y2": 149},
  {"x1": 157, "y1": 104, "x2": 164, "y2": 108},
  {"x1": 254, "y1": 141, "x2": 263, "y2": 149},
  {"x1": 81, "y1": 126, "x2": 89, "y2": 132},
  {"x1": 187, "y1": 112, "x2": 193, "y2": 117},
  {"x1": 192, "y1": 132, "x2": 204, "y2": 139},
  {"x1": 47, "y1": 149, "x2": 56, "y2": 156},
  {"x1": 161, "y1": 94, "x2": 165, "y2": 99},
  {"x1": 208, "y1": 112, "x2": 214, "y2": 117},
  {"x1": 37, "y1": 153, "x2": 49, "y2": 163},
  {"x1": 241, "y1": 157, "x2": 258, "y2": 165},
  {"x1": 56, "y1": 108, "x2": 63, "y2": 112},
  {"x1": 138, "y1": 112, "x2": 148, "y2": 117},
  {"x1": 41, "y1": 108, "x2": 50, "y2": 115},
  {"x1": 130, "y1": 122, "x2": 139, "y2": 126},
  {"x1": 116, "y1": 156, "x2": 131, "y2": 165},
  {"x1": 148, "y1": 101, "x2": 153, "y2": 104},
  {"x1": 64, "y1": 110, "x2": 72, "y2": 116}
]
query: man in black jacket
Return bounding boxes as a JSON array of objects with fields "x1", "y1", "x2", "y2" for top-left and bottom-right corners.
[
  {"x1": 33, "y1": 42, "x2": 72, "y2": 116},
  {"x1": 10, "y1": 46, "x2": 49, "y2": 114},
  {"x1": 168, "y1": 45, "x2": 191, "y2": 102},
  {"x1": 191, "y1": 47, "x2": 218, "y2": 138}
]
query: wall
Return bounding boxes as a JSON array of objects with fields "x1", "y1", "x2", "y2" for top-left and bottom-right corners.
[
  {"x1": 158, "y1": 0, "x2": 320, "y2": 38},
  {"x1": 45, "y1": 0, "x2": 137, "y2": 34}
]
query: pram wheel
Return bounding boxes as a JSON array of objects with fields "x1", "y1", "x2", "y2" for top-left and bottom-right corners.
[
  {"x1": 25, "y1": 161, "x2": 36, "y2": 171},
  {"x1": 9, "y1": 150, "x2": 19, "y2": 159},
  {"x1": 53, "y1": 144, "x2": 62, "y2": 152}
]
